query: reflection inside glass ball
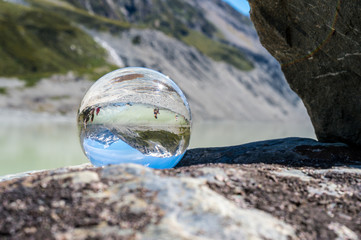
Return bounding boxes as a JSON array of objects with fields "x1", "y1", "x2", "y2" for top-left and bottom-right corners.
[{"x1": 77, "y1": 67, "x2": 191, "y2": 169}]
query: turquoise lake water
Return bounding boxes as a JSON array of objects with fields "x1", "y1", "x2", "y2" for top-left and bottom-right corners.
[{"x1": 0, "y1": 117, "x2": 315, "y2": 176}]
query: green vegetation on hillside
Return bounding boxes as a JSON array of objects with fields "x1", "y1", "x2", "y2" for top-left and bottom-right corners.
[
  {"x1": 28, "y1": 0, "x2": 130, "y2": 33},
  {"x1": 181, "y1": 31, "x2": 254, "y2": 71},
  {"x1": 58, "y1": 0, "x2": 254, "y2": 71},
  {"x1": 0, "y1": 1, "x2": 116, "y2": 85},
  {"x1": 133, "y1": 0, "x2": 254, "y2": 71},
  {"x1": 0, "y1": 0, "x2": 254, "y2": 85},
  {"x1": 0, "y1": 87, "x2": 7, "y2": 94}
]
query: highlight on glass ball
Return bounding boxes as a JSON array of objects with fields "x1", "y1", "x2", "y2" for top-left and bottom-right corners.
[{"x1": 77, "y1": 67, "x2": 191, "y2": 169}]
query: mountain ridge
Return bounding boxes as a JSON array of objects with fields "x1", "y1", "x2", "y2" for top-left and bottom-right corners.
[{"x1": 0, "y1": 0, "x2": 309, "y2": 121}]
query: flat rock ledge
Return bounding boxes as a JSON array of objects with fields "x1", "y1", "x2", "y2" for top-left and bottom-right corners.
[{"x1": 1, "y1": 138, "x2": 360, "y2": 240}]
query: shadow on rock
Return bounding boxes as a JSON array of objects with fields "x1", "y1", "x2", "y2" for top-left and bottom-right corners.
[{"x1": 177, "y1": 137, "x2": 361, "y2": 168}]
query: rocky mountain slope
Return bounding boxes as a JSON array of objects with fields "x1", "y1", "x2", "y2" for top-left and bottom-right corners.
[{"x1": 0, "y1": 0, "x2": 308, "y2": 121}]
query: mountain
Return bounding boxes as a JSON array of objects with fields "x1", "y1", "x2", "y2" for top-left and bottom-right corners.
[
  {"x1": 0, "y1": 0, "x2": 308, "y2": 121},
  {"x1": 81, "y1": 123, "x2": 190, "y2": 157}
]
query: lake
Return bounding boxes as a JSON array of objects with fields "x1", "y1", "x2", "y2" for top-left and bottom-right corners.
[{"x1": 0, "y1": 114, "x2": 316, "y2": 176}]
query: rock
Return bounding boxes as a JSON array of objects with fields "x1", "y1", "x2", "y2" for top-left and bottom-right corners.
[
  {"x1": 248, "y1": 0, "x2": 361, "y2": 146},
  {"x1": 178, "y1": 137, "x2": 361, "y2": 168},
  {"x1": 0, "y1": 164, "x2": 296, "y2": 240},
  {"x1": 0, "y1": 138, "x2": 360, "y2": 239}
]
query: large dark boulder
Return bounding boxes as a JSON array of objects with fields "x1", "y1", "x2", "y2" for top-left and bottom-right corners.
[{"x1": 248, "y1": 0, "x2": 361, "y2": 146}]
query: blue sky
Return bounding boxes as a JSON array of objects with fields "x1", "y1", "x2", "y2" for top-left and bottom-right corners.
[{"x1": 223, "y1": 0, "x2": 250, "y2": 16}]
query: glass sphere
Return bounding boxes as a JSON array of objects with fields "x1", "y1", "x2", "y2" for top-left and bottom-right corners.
[{"x1": 77, "y1": 67, "x2": 191, "y2": 169}]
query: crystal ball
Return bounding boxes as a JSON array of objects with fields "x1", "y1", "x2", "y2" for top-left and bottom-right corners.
[{"x1": 77, "y1": 67, "x2": 191, "y2": 169}]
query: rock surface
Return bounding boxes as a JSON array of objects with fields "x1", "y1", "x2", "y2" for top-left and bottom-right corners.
[
  {"x1": 248, "y1": 0, "x2": 361, "y2": 145},
  {"x1": 1, "y1": 138, "x2": 360, "y2": 239},
  {"x1": 179, "y1": 137, "x2": 361, "y2": 168}
]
